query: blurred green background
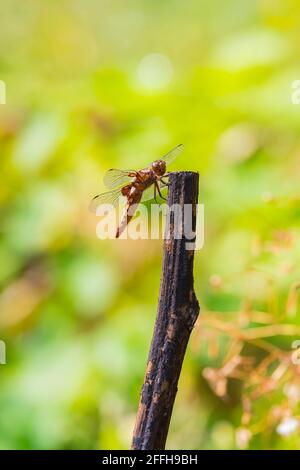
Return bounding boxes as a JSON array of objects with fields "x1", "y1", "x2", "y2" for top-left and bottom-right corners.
[{"x1": 1, "y1": 0, "x2": 300, "y2": 450}]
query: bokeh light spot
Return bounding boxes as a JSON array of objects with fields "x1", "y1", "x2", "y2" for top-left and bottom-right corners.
[{"x1": 135, "y1": 53, "x2": 173, "y2": 91}]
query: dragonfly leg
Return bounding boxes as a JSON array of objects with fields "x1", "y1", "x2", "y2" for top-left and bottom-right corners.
[
  {"x1": 160, "y1": 174, "x2": 170, "y2": 187},
  {"x1": 154, "y1": 183, "x2": 158, "y2": 203},
  {"x1": 156, "y1": 181, "x2": 167, "y2": 200}
]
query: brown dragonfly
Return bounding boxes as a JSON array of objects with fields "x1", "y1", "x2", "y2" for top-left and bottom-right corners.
[{"x1": 90, "y1": 144, "x2": 183, "y2": 238}]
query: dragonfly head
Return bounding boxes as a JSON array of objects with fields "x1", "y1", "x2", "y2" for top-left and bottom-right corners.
[{"x1": 152, "y1": 159, "x2": 166, "y2": 176}]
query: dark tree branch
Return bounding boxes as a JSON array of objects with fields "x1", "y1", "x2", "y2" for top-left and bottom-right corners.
[{"x1": 132, "y1": 171, "x2": 200, "y2": 450}]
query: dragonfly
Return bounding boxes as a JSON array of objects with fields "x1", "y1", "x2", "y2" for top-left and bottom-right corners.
[{"x1": 90, "y1": 144, "x2": 184, "y2": 238}]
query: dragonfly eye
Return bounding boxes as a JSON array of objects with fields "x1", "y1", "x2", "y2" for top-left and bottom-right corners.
[{"x1": 152, "y1": 159, "x2": 166, "y2": 176}]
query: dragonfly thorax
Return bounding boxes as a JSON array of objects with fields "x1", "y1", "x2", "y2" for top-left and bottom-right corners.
[{"x1": 151, "y1": 159, "x2": 166, "y2": 176}]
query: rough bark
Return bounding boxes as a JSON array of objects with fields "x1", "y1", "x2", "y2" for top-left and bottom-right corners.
[{"x1": 131, "y1": 171, "x2": 200, "y2": 450}]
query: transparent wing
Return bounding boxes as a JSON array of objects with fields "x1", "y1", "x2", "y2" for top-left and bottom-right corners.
[
  {"x1": 89, "y1": 188, "x2": 124, "y2": 213},
  {"x1": 161, "y1": 144, "x2": 184, "y2": 167},
  {"x1": 103, "y1": 169, "x2": 135, "y2": 189}
]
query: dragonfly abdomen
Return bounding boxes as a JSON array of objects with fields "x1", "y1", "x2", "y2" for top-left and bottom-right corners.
[{"x1": 116, "y1": 187, "x2": 143, "y2": 238}]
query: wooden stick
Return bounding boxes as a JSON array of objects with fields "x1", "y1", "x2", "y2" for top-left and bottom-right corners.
[{"x1": 131, "y1": 171, "x2": 200, "y2": 450}]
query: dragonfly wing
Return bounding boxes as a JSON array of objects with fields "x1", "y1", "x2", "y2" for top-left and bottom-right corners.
[
  {"x1": 103, "y1": 169, "x2": 135, "y2": 189},
  {"x1": 161, "y1": 144, "x2": 184, "y2": 166},
  {"x1": 89, "y1": 188, "x2": 124, "y2": 213}
]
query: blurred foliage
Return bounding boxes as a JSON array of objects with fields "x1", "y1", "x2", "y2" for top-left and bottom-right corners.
[{"x1": 1, "y1": 0, "x2": 300, "y2": 450}]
